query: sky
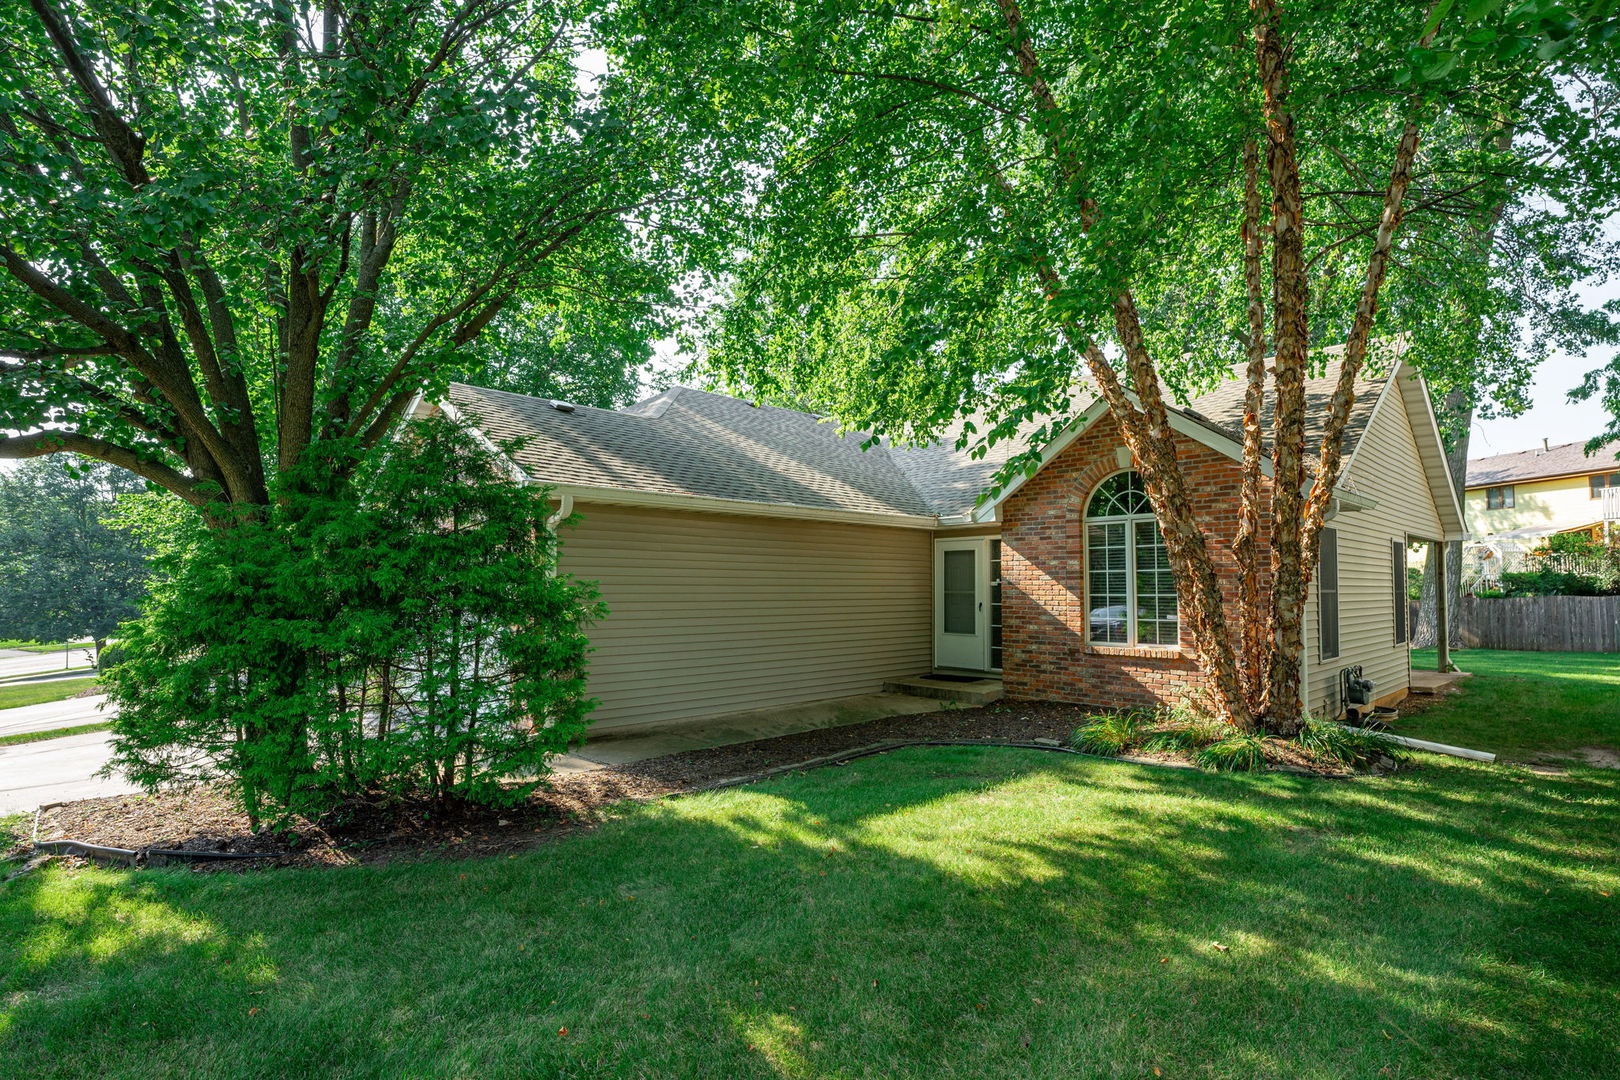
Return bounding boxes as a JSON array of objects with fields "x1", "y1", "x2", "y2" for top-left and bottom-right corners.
[{"x1": 1467, "y1": 257, "x2": 1619, "y2": 459}]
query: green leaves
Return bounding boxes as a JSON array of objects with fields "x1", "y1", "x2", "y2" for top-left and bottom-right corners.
[
  {"x1": 0, "y1": 458, "x2": 152, "y2": 645},
  {"x1": 604, "y1": 0, "x2": 1617, "y2": 456},
  {"x1": 1, "y1": 0, "x2": 693, "y2": 512},
  {"x1": 103, "y1": 418, "x2": 603, "y2": 824}
]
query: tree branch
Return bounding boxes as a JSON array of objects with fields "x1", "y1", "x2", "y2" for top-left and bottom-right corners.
[{"x1": 0, "y1": 430, "x2": 205, "y2": 506}]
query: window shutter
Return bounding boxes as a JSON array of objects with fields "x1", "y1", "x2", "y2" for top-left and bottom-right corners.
[
  {"x1": 1319, "y1": 529, "x2": 1339, "y2": 660},
  {"x1": 1392, "y1": 539, "x2": 1408, "y2": 645}
]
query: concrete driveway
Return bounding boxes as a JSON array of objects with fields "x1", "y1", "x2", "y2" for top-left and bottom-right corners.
[{"x1": 0, "y1": 731, "x2": 140, "y2": 814}]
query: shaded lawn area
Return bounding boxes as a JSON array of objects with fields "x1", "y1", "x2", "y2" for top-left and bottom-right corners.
[
  {"x1": 0, "y1": 676, "x2": 99, "y2": 712},
  {"x1": 1407, "y1": 648, "x2": 1618, "y2": 762},
  {"x1": 4, "y1": 748, "x2": 1618, "y2": 1080}
]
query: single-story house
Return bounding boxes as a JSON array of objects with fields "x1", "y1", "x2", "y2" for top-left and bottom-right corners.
[{"x1": 417, "y1": 357, "x2": 1464, "y2": 734}]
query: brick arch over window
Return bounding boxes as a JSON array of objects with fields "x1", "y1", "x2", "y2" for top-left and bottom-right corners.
[{"x1": 996, "y1": 416, "x2": 1257, "y2": 710}]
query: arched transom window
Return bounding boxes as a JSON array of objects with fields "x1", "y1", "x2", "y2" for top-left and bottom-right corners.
[{"x1": 1085, "y1": 472, "x2": 1180, "y2": 646}]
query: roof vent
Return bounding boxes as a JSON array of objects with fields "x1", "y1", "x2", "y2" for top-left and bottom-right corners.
[{"x1": 551, "y1": 401, "x2": 576, "y2": 414}]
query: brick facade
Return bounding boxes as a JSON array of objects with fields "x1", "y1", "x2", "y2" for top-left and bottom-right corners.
[{"x1": 1001, "y1": 415, "x2": 1271, "y2": 709}]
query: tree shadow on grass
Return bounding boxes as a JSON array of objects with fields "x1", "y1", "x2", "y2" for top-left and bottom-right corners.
[{"x1": 2, "y1": 747, "x2": 1617, "y2": 1080}]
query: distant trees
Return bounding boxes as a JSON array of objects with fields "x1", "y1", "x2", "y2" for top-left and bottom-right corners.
[{"x1": 0, "y1": 457, "x2": 150, "y2": 655}]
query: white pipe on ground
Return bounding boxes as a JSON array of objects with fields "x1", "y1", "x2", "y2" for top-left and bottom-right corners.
[{"x1": 1336, "y1": 724, "x2": 1495, "y2": 762}]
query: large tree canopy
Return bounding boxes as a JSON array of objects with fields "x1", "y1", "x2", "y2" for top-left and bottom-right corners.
[
  {"x1": 0, "y1": 0, "x2": 708, "y2": 512},
  {"x1": 0, "y1": 457, "x2": 150, "y2": 649},
  {"x1": 613, "y1": 0, "x2": 1620, "y2": 728}
]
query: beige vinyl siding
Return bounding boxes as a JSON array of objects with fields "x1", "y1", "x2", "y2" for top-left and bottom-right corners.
[
  {"x1": 558, "y1": 503, "x2": 932, "y2": 731},
  {"x1": 1307, "y1": 388, "x2": 1444, "y2": 714}
]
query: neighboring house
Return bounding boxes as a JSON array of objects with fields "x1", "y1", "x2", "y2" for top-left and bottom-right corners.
[
  {"x1": 420, "y1": 357, "x2": 1463, "y2": 733},
  {"x1": 1464, "y1": 438, "x2": 1620, "y2": 550}
]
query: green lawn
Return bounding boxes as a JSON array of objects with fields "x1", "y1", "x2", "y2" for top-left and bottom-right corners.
[
  {"x1": 0, "y1": 721, "x2": 112, "y2": 748},
  {"x1": 1407, "y1": 648, "x2": 1619, "y2": 762},
  {"x1": 0, "y1": 640, "x2": 93, "y2": 654},
  {"x1": 0, "y1": 676, "x2": 100, "y2": 713},
  {"x1": 3, "y1": 746, "x2": 1617, "y2": 1079}
]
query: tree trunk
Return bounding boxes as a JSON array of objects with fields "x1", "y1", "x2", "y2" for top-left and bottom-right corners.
[
  {"x1": 1256, "y1": 0, "x2": 1311, "y2": 735},
  {"x1": 1415, "y1": 392, "x2": 1470, "y2": 649}
]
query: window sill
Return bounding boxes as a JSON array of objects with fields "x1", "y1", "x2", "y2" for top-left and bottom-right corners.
[{"x1": 1084, "y1": 644, "x2": 1195, "y2": 661}]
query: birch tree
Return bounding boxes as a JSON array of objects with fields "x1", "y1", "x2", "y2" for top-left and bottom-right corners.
[{"x1": 617, "y1": 0, "x2": 1620, "y2": 732}]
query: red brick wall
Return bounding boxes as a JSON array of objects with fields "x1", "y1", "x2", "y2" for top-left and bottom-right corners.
[{"x1": 1001, "y1": 415, "x2": 1270, "y2": 710}]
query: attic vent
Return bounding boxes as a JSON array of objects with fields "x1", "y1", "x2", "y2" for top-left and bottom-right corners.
[{"x1": 550, "y1": 402, "x2": 576, "y2": 414}]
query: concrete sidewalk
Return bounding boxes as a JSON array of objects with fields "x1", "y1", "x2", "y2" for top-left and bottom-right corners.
[
  {"x1": 0, "y1": 645, "x2": 96, "y2": 682},
  {"x1": 0, "y1": 694, "x2": 112, "y2": 739},
  {"x1": 572, "y1": 691, "x2": 943, "y2": 767}
]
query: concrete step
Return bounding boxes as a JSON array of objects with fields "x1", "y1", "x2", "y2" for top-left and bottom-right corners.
[
  {"x1": 1409, "y1": 669, "x2": 1471, "y2": 695},
  {"x1": 881, "y1": 674, "x2": 1004, "y2": 706}
]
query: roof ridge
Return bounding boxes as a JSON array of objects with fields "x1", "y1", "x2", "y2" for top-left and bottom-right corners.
[
  {"x1": 448, "y1": 381, "x2": 630, "y2": 419},
  {"x1": 1472, "y1": 437, "x2": 1615, "y2": 461}
]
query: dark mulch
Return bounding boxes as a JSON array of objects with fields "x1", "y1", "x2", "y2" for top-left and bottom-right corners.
[
  {"x1": 24, "y1": 700, "x2": 1358, "y2": 872},
  {"x1": 28, "y1": 701, "x2": 1087, "y2": 870}
]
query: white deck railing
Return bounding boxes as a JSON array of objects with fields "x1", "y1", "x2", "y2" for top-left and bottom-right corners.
[{"x1": 1603, "y1": 484, "x2": 1620, "y2": 523}]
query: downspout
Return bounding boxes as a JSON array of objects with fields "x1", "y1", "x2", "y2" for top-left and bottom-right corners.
[
  {"x1": 542, "y1": 492, "x2": 574, "y2": 579},
  {"x1": 546, "y1": 492, "x2": 575, "y2": 532}
]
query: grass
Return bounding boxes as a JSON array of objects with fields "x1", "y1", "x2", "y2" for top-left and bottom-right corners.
[
  {"x1": 0, "y1": 676, "x2": 100, "y2": 712},
  {"x1": 1406, "y1": 648, "x2": 1619, "y2": 762},
  {"x1": 0, "y1": 640, "x2": 92, "y2": 654},
  {"x1": 0, "y1": 813, "x2": 28, "y2": 853},
  {"x1": 1191, "y1": 732, "x2": 1268, "y2": 772},
  {"x1": 2, "y1": 746, "x2": 1617, "y2": 1079},
  {"x1": 0, "y1": 721, "x2": 112, "y2": 748},
  {"x1": 0, "y1": 666, "x2": 96, "y2": 685},
  {"x1": 1067, "y1": 709, "x2": 1149, "y2": 756}
]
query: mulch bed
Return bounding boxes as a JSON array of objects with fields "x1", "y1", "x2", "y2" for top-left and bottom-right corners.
[{"x1": 16, "y1": 700, "x2": 1358, "y2": 873}]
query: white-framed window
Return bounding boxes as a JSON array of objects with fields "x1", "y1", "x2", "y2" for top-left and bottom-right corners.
[
  {"x1": 1085, "y1": 471, "x2": 1179, "y2": 646},
  {"x1": 1319, "y1": 527, "x2": 1340, "y2": 660}
]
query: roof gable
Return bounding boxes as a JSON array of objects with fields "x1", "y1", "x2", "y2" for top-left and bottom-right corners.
[{"x1": 963, "y1": 359, "x2": 1387, "y2": 522}]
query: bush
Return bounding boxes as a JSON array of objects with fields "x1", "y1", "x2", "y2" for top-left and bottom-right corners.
[
  {"x1": 105, "y1": 418, "x2": 603, "y2": 826},
  {"x1": 1194, "y1": 733, "x2": 1268, "y2": 772},
  {"x1": 1141, "y1": 712, "x2": 1230, "y2": 753},
  {"x1": 1298, "y1": 719, "x2": 1407, "y2": 768},
  {"x1": 1535, "y1": 532, "x2": 1606, "y2": 557},
  {"x1": 1497, "y1": 569, "x2": 1607, "y2": 597},
  {"x1": 1068, "y1": 711, "x2": 1150, "y2": 757}
]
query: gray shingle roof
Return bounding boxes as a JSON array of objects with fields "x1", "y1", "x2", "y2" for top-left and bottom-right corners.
[
  {"x1": 1465, "y1": 439, "x2": 1620, "y2": 488},
  {"x1": 1177, "y1": 361, "x2": 1386, "y2": 457},
  {"x1": 443, "y1": 359, "x2": 1388, "y2": 521},
  {"x1": 444, "y1": 383, "x2": 936, "y2": 517}
]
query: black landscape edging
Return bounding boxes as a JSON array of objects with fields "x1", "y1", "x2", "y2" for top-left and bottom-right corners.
[{"x1": 32, "y1": 838, "x2": 286, "y2": 867}]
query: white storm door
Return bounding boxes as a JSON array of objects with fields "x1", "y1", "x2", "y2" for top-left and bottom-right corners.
[{"x1": 935, "y1": 539, "x2": 989, "y2": 670}]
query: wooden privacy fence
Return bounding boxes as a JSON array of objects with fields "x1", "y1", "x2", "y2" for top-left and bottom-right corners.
[{"x1": 1455, "y1": 596, "x2": 1620, "y2": 653}]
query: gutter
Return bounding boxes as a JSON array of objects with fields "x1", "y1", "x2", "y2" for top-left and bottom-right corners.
[{"x1": 528, "y1": 481, "x2": 940, "y2": 530}]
